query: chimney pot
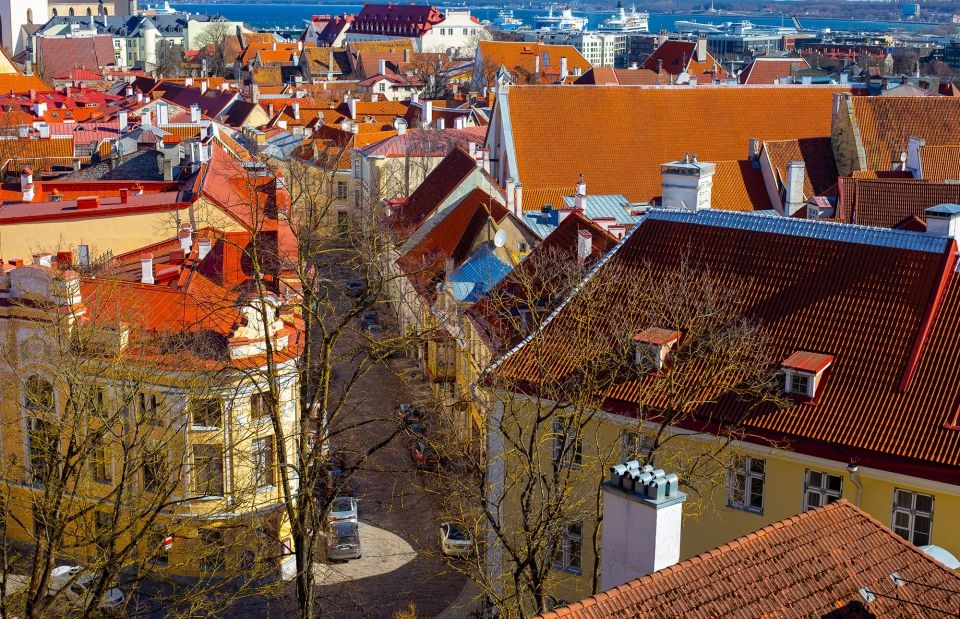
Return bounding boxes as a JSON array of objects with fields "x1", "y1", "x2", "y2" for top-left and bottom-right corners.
[
  {"x1": 33, "y1": 253, "x2": 52, "y2": 268},
  {"x1": 514, "y1": 183, "x2": 523, "y2": 216},
  {"x1": 505, "y1": 177, "x2": 515, "y2": 212},
  {"x1": 925, "y1": 204, "x2": 960, "y2": 241},
  {"x1": 785, "y1": 160, "x2": 806, "y2": 216},
  {"x1": 140, "y1": 254, "x2": 155, "y2": 284},
  {"x1": 197, "y1": 238, "x2": 213, "y2": 260},
  {"x1": 119, "y1": 188, "x2": 129, "y2": 203},
  {"x1": 577, "y1": 229, "x2": 592, "y2": 264}
]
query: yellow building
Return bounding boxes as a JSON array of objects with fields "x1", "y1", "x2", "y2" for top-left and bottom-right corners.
[{"x1": 484, "y1": 207, "x2": 960, "y2": 606}]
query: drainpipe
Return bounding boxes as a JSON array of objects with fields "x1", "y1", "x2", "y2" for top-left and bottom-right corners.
[{"x1": 847, "y1": 463, "x2": 862, "y2": 506}]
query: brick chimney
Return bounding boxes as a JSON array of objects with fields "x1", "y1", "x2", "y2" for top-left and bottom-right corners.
[
  {"x1": 785, "y1": 160, "x2": 806, "y2": 216},
  {"x1": 140, "y1": 253, "x2": 155, "y2": 284},
  {"x1": 600, "y1": 462, "x2": 687, "y2": 591}
]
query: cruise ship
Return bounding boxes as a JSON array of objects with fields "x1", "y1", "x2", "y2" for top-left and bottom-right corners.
[
  {"x1": 534, "y1": 6, "x2": 588, "y2": 31},
  {"x1": 598, "y1": 5, "x2": 649, "y2": 33},
  {"x1": 494, "y1": 9, "x2": 526, "y2": 31}
]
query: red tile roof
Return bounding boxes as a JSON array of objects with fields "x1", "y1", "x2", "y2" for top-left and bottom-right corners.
[
  {"x1": 710, "y1": 160, "x2": 770, "y2": 211},
  {"x1": 479, "y1": 41, "x2": 592, "y2": 82},
  {"x1": 763, "y1": 137, "x2": 839, "y2": 200},
  {"x1": 541, "y1": 500, "x2": 960, "y2": 619},
  {"x1": 493, "y1": 209, "x2": 960, "y2": 478},
  {"x1": 918, "y1": 144, "x2": 960, "y2": 183},
  {"x1": 504, "y1": 86, "x2": 846, "y2": 204},
  {"x1": 36, "y1": 36, "x2": 117, "y2": 80},
  {"x1": 782, "y1": 350, "x2": 834, "y2": 373},
  {"x1": 738, "y1": 57, "x2": 809, "y2": 84},
  {"x1": 839, "y1": 177, "x2": 960, "y2": 228},
  {"x1": 573, "y1": 67, "x2": 665, "y2": 86},
  {"x1": 641, "y1": 40, "x2": 728, "y2": 79},
  {"x1": 851, "y1": 96, "x2": 960, "y2": 170},
  {"x1": 350, "y1": 4, "x2": 445, "y2": 38}
]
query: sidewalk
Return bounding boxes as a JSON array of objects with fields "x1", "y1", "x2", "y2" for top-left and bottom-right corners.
[{"x1": 434, "y1": 579, "x2": 481, "y2": 619}]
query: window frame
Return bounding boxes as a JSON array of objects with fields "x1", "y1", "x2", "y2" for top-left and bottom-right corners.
[
  {"x1": 142, "y1": 445, "x2": 167, "y2": 493},
  {"x1": 138, "y1": 391, "x2": 163, "y2": 426},
  {"x1": 552, "y1": 417, "x2": 583, "y2": 470},
  {"x1": 336, "y1": 180, "x2": 347, "y2": 200},
  {"x1": 728, "y1": 456, "x2": 765, "y2": 514},
  {"x1": 191, "y1": 397, "x2": 223, "y2": 429},
  {"x1": 192, "y1": 444, "x2": 224, "y2": 497},
  {"x1": 250, "y1": 391, "x2": 274, "y2": 422},
  {"x1": 252, "y1": 436, "x2": 275, "y2": 490},
  {"x1": 620, "y1": 429, "x2": 655, "y2": 463},
  {"x1": 802, "y1": 469, "x2": 843, "y2": 511},
  {"x1": 553, "y1": 522, "x2": 582, "y2": 575},
  {"x1": 92, "y1": 442, "x2": 112, "y2": 484},
  {"x1": 891, "y1": 488, "x2": 934, "y2": 547},
  {"x1": 27, "y1": 416, "x2": 57, "y2": 486}
]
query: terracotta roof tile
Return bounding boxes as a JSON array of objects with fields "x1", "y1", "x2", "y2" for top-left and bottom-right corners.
[
  {"x1": 840, "y1": 177, "x2": 960, "y2": 228},
  {"x1": 918, "y1": 144, "x2": 960, "y2": 183},
  {"x1": 574, "y1": 67, "x2": 665, "y2": 86},
  {"x1": 738, "y1": 57, "x2": 809, "y2": 84},
  {"x1": 852, "y1": 96, "x2": 960, "y2": 170},
  {"x1": 763, "y1": 137, "x2": 839, "y2": 199},
  {"x1": 710, "y1": 160, "x2": 770, "y2": 211},
  {"x1": 494, "y1": 209, "x2": 960, "y2": 475},
  {"x1": 505, "y1": 86, "x2": 845, "y2": 204},
  {"x1": 542, "y1": 501, "x2": 960, "y2": 619},
  {"x1": 390, "y1": 147, "x2": 480, "y2": 239},
  {"x1": 479, "y1": 41, "x2": 592, "y2": 79},
  {"x1": 641, "y1": 40, "x2": 728, "y2": 79}
]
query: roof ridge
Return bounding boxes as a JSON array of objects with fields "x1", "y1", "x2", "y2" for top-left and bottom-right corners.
[{"x1": 646, "y1": 208, "x2": 949, "y2": 253}]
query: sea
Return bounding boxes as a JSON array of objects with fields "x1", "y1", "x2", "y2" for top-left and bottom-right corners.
[{"x1": 171, "y1": 3, "x2": 944, "y2": 34}]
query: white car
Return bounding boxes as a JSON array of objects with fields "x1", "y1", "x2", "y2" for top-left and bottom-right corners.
[
  {"x1": 328, "y1": 496, "x2": 359, "y2": 524},
  {"x1": 47, "y1": 565, "x2": 125, "y2": 610},
  {"x1": 440, "y1": 523, "x2": 475, "y2": 557}
]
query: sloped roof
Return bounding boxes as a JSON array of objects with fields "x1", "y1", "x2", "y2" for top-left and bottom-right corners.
[
  {"x1": 738, "y1": 57, "x2": 809, "y2": 84},
  {"x1": 302, "y1": 46, "x2": 350, "y2": 75},
  {"x1": 504, "y1": 85, "x2": 845, "y2": 203},
  {"x1": 763, "y1": 137, "x2": 839, "y2": 199},
  {"x1": 358, "y1": 126, "x2": 486, "y2": 158},
  {"x1": 479, "y1": 41, "x2": 592, "y2": 80},
  {"x1": 839, "y1": 177, "x2": 960, "y2": 228},
  {"x1": 641, "y1": 40, "x2": 728, "y2": 79},
  {"x1": 574, "y1": 67, "x2": 664, "y2": 86},
  {"x1": 852, "y1": 96, "x2": 960, "y2": 170},
  {"x1": 37, "y1": 36, "x2": 117, "y2": 79},
  {"x1": 710, "y1": 160, "x2": 770, "y2": 211},
  {"x1": 542, "y1": 500, "x2": 960, "y2": 619},
  {"x1": 918, "y1": 144, "x2": 960, "y2": 183},
  {"x1": 494, "y1": 209, "x2": 960, "y2": 477},
  {"x1": 351, "y1": 4, "x2": 444, "y2": 37},
  {"x1": 158, "y1": 83, "x2": 237, "y2": 120}
]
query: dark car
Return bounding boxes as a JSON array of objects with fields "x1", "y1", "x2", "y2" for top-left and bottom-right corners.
[
  {"x1": 327, "y1": 521, "x2": 361, "y2": 561},
  {"x1": 346, "y1": 280, "x2": 366, "y2": 297},
  {"x1": 410, "y1": 439, "x2": 439, "y2": 470},
  {"x1": 405, "y1": 422, "x2": 427, "y2": 438},
  {"x1": 397, "y1": 403, "x2": 422, "y2": 424}
]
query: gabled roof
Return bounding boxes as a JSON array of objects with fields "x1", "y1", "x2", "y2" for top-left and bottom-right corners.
[
  {"x1": 918, "y1": 144, "x2": 960, "y2": 183},
  {"x1": 157, "y1": 83, "x2": 237, "y2": 120},
  {"x1": 763, "y1": 137, "x2": 839, "y2": 200},
  {"x1": 494, "y1": 209, "x2": 960, "y2": 478},
  {"x1": 573, "y1": 67, "x2": 665, "y2": 86},
  {"x1": 523, "y1": 195, "x2": 640, "y2": 240},
  {"x1": 478, "y1": 41, "x2": 592, "y2": 82},
  {"x1": 302, "y1": 46, "x2": 350, "y2": 75},
  {"x1": 358, "y1": 126, "x2": 486, "y2": 158},
  {"x1": 36, "y1": 35, "x2": 118, "y2": 79},
  {"x1": 851, "y1": 96, "x2": 960, "y2": 170},
  {"x1": 542, "y1": 500, "x2": 960, "y2": 619},
  {"x1": 641, "y1": 40, "x2": 728, "y2": 79},
  {"x1": 710, "y1": 160, "x2": 770, "y2": 211},
  {"x1": 502, "y1": 85, "x2": 845, "y2": 205},
  {"x1": 839, "y1": 177, "x2": 960, "y2": 229},
  {"x1": 350, "y1": 4, "x2": 445, "y2": 38},
  {"x1": 738, "y1": 56, "x2": 809, "y2": 84}
]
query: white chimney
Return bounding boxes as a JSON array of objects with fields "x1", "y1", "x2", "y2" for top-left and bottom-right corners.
[
  {"x1": 906, "y1": 136, "x2": 924, "y2": 179},
  {"x1": 33, "y1": 253, "x2": 52, "y2": 268},
  {"x1": 278, "y1": 119, "x2": 288, "y2": 130},
  {"x1": 394, "y1": 117, "x2": 407, "y2": 135},
  {"x1": 185, "y1": 77, "x2": 193, "y2": 86},
  {"x1": 600, "y1": 462, "x2": 687, "y2": 591},
  {"x1": 118, "y1": 110, "x2": 128, "y2": 129},
  {"x1": 785, "y1": 160, "x2": 806, "y2": 216},
  {"x1": 411, "y1": 92, "x2": 419, "y2": 104},
  {"x1": 577, "y1": 229, "x2": 592, "y2": 263},
  {"x1": 423, "y1": 101, "x2": 433, "y2": 127},
  {"x1": 534, "y1": 55, "x2": 540, "y2": 76},
  {"x1": 292, "y1": 101, "x2": 300, "y2": 120},
  {"x1": 34, "y1": 101, "x2": 47, "y2": 117},
  {"x1": 347, "y1": 97, "x2": 357, "y2": 120},
  {"x1": 197, "y1": 238, "x2": 212, "y2": 260},
  {"x1": 454, "y1": 116, "x2": 465, "y2": 130},
  {"x1": 560, "y1": 56, "x2": 569, "y2": 81},
  {"x1": 37, "y1": 122, "x2": 50, "y2": 139},
  {"x1": 179, "y1": 224, "x2": 193, "y2": 253},
  {"x1": 20, "y1": 167, "x2": 35, "y2": 202},
  {"x1": 142, "y1": 107, "x2": 151, "y2": 126},
  {"x1": 200, "y1": 80, "x2": 208, "y2": 95},
  {"x1": 297, "y1": 40, "x2": 303, "y2": 52},
  {"x1": 696, "y1": 35, "x2": 708, "y2": 63},
  {"x1": 125, "y1": 85, "x2": 134, "y2": 96},
  {"x1": 514, "y1": 183, "x2": 523, "y2": 215},
  {"x1": 136, "y1": 92, "x2": 144, "y2": 104},
  {"x1": 505, "y1": 177, "x2": 515, "y2": 213},
  {"x1": 925, "y1": 204, "x2": 960, "y2": 241},
  {"x1": 660, "y1": 156, "x2": 716, "y2": 211},
  {"x1": 436, "y1": 117, "x2": 445, "y2": 130},
  {"x1": 156, "y1": 101, "x2": 169, "y2": 126},
  {"x1": 190, "y1": 104, "x2": 201, "y2": 123},
  {"x1": 379, "y1": 59, "x2": 387, "y2": 75},
  {"x1": 140, "y1": 254, "x2": 155, "y2": 284},
  {"x1": 575, "y1": 173, "x2": 586, "y2": 210}
]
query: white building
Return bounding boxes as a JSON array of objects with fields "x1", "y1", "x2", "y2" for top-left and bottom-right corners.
[
  {"x1": 344, "y1": 4, "x2": 482, "y2": 53},
  {"x1": 522, "y1": 29, "x2": 625, "y2": 67},
  {"x1": 0, "y1": 0, "x2": 48, "y2": 52}
]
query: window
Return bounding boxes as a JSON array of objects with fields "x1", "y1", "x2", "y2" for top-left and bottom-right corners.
[
  {"x1": 892, "y1": 489, "x2": 934, "y2": 546},
  {"x1": 27, "y1": 417, "x2": 57, "y2": 485},
  {"x1": 378, "y1": 82, "x2": 385, "y2": 93},
  {"x1": 193, "y1": 444, "x2": 224, "y2": 496},
  {"x1": 92, "y1": 443, "x2": 112, "y2": 484},
  {"x1": 803, "y1": 469, "x2": 842, "y2": 511},
  {"x1": 138, "y1": 392, "x2": 163, "y2": 425},
  {"x1": 463, "y1": 28, "x2": 468, "y2": 35},
  {"x1": 338, "y1": 211, "x2": 349, "y2": 233},
  {"x1": 250, "y1": 391, "x2": 274, "y2": 421},
  {"x1": 252, "y1": 436, "x2": 275, "y2": 489},
  {"x1": 354, "y1": 188, "x2": 361, "y2": 208},
  {"x1": 729, "y1": 456, "x2": 764, "y2": 513},
  {"x1": 198, "y1": 529, "x2": 225, "y2": 571},
  {"x1": 94, "y1": 510, "x2": 112, "y2": 556},
  {"x1": 192, "y1": 398, "x2": 222, "y2": 428},
  {"x1": 553, "y1": 522, "x2": 582, "y2": 574},
  {"x1": 336, "y1": 180, "x2": 347, "y2": 199},
  {"x1": 620, "y1": 429, "x2": 655, "y2": 463},
  {"x1": 24, "y1": 376, "x2": 54, "y2": 413},
  {"x1": 552, "y1": 417, "x2": 582, "y2": 470},
  {"x1": 143, "y1": 446, "x2": 167, "y2": 492},
  {"x1": 0, "y1": 491, "x2": 7, "y2": 530},
  {"x1": 786, "y1": 372, "x2": 811, "y2": 396},
  {"x1": 352, "y1": 159, "x2": 360, "y2": 179}
]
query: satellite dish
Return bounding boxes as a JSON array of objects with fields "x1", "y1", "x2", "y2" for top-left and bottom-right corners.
[{"x1": 493, "y1": 229, "x2": 506, "y2": 248}]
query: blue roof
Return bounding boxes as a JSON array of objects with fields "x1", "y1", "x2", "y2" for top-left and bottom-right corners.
[
  {"x1": 445, "y1": 244, "x2": 513, "y2": 303},
  {"x1": 926, "y1": 203, "x2": 960, "y2": 216},
  {"x1": 645, "y1": 209, "x2": 949, "y2": 254},
  {"x1": 523, "y1": 195, "x2": 641, "y2": 240}
]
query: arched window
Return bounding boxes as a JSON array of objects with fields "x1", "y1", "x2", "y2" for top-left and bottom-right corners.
[
  {"x1": 24, "y1": 376, "x2": 54, "y2": 413},
  {"x1": 26, "y1": 8, "x2": 33, "y2": 24},
  {"x1": 51, "y1": 8, "x2": 58, "y2": 17},
  {"x1": 69, "y1": 8, "x2": 75, "y2": 16},
  {"x1": 103, "y1": 7, "x2": 109, "y2": 15},
  {"x1": 86, "y1": 7, "x2": 93, "y2": 16}
]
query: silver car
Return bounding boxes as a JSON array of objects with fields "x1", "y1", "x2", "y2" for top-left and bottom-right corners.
[
  {"x1": 440, "y1": 523, "x2": 475, "y2": 557},
  {"x1": 327, "y1": 521, "x2": 361, "y2": 561},
  {"x1": 328, "y1": 496, "x2": 358, "y2": 524}
]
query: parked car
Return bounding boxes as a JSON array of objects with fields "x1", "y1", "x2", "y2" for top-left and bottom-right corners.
[
  {"x1": 363, "y1": 322, "x2": 382, "y2": 338},
  {"x1": 405, "y1": 421, "x2": 428, "y2": 438},
  {"x1": 346, "y1": 280, "x2": 366, "y2": 297},
  {"x1": 410, "y1": 439, "x2": 439, "y2": 470},
  {"x1": 397, "y1": 403, "x2": 422, "y2": 424},
  {"x1": 47, "y1": 566, "x2": 125, "y2": 610},
  {"x1": 327, "y1": 521, "x2": 362, "y2": 562},
  {"x1": 328, "y1": 496, "x2": 359, "y2": 524},
  {"x1": 439, "y1": 523, "x2": 475, "y2": 557},
  {"x1": 362, "y1": 310, "x2": 378, "y2": 323}
]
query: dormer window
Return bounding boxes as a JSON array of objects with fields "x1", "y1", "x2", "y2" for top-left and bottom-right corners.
[
  {"x1": 782, "y1": 351, "x2": 834, "y2": 399},
  {"x1": 633, "y1": 327, "x2": 681, "y2": 370}
]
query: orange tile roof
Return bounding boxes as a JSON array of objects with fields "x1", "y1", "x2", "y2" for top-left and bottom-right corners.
[
  {"x1": 542, "y1": 500, "x2": 960, "y2": 619},
  {"x1": 763, "y1": 137, "x2": 839, "y2": 199},
  {"x1": 738, "y1": 57, "x2": 809, "y2": 84},
  {"x1": 710, "y1": 160, "x2": 769, "y2": 211},
  {"x1": 574, "y1": 67, "x2": 665, "y2": 86},
  {"x1": 252, "y1": 67, "x2": 284, "y2": 86},
  {"x1": 494, "y1": 209, "x2": 960, "y2": 476},
  {"x1": 391, "y1": 147, "x2": 482, "y2": 240},
  {"x1": 852, "y1": 96, "x2": 960, "y2": 170},
  {"x1": 479, "y1": 41, "x2": 592, "y2": 79},
  {"x1": 839, "y1": 177, "x2": 960, "y2": 228},
  {"x1": 641, "y1": 40, "x2": 728, "y2": 79},
  {"x1": 505, "y1": 85, "x2": 846, "y2": 203},
  {"x1": 240, "y1": 42, "x2": 306, "y2": 66},
  {"x1": 918, "y1": 144, "x2": 960, "y2": 183}
]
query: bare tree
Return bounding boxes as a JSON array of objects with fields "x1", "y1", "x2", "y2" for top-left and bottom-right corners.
[
  {"x1": 154, "y1": 39, "x2": 184, "y2": 78},
  {"x1": 193, "y1": 23, "x2": 234, "y2": 78}
]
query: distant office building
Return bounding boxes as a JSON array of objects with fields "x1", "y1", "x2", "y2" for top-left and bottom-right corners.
[{"x1": 522, "y1": 30, "x2": 625, "y2": 68}]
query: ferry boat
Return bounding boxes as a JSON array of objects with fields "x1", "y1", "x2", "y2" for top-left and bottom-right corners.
[
  {"x1": 494, "y1": 9, "x2": 526, "y2": 31},
  {"x1": 534, "y1": 6, "x2": 588, "y2": 31},
  {"x1": 598, "y1": 4, "x2": 649, "y2": 33}
]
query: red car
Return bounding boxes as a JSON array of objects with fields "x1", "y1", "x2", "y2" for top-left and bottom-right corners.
[{"x1": 409, "y1": 439, "x2": 439, "y2": 470}]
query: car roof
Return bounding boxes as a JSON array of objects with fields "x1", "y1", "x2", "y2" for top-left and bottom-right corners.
[{"x1": 333, "y1": 521, "x2": 357, "y2": 534}]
